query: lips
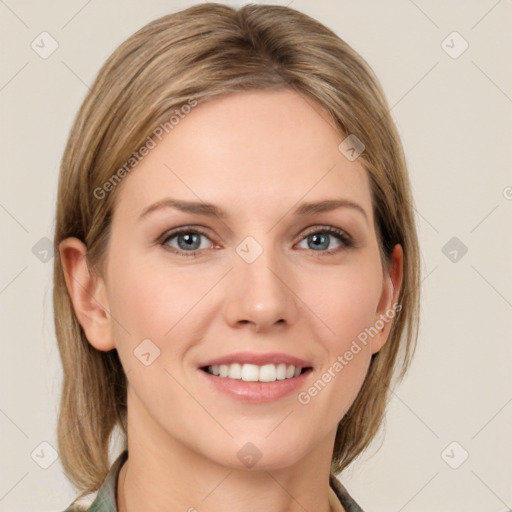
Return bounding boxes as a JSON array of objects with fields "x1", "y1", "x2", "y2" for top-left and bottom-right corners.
[
  {"x1": 197, "y1": 351, "x2": 314, "y2": 402},
  {"x1": 199, "y1": 365, "x2": 313, "y2": 403}
]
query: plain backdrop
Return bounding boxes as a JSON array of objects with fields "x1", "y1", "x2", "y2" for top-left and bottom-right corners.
[{"x1": 1, "y1": 1, "x2": 511, "y2": 511}]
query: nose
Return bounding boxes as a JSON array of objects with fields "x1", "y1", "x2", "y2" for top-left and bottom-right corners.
[{"x1": 223, "y1": 242, "x2": 301, "y2": 332}]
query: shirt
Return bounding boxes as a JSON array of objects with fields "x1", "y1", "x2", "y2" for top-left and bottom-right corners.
[{"x1": 62, "y1": 450, "x2": 364, "y2": 512}]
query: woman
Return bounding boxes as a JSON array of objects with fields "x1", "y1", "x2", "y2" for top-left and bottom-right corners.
[{"x1": 54, "y1": 3, "x2": 420, "y2": 511}]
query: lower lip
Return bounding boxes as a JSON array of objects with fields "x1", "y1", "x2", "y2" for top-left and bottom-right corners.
[{"x1": 198, "y1": 368, "x2": 313, "y2": 403}]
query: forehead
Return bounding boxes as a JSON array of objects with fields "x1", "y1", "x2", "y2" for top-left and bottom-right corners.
[{"x1": 114, "y1": 89, "x2": 373, "y2": 224}]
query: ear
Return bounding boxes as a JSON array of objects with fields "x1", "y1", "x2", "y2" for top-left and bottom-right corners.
[
  {"x1": 58, "y1": 237, "x2": 115, "y2": 351},
  {"x1": 370, "y1": 244, "x2": 403, "y2": 355}
]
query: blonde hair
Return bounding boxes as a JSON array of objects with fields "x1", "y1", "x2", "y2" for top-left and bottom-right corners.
[{"x1": 53, "y1": 2, "x2": 420, "y2": 495}]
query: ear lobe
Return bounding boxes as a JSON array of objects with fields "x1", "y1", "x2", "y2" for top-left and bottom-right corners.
[
  {"x1": 370, "y1": 244, "x2": 403, "y2": 355},
  {"x1": 58, "y1": 237, "x2": 115, "y2": 352}
]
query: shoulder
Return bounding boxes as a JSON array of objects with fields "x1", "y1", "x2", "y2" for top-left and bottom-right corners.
[
  {"x1": 329, "y1": 474, "x2": 365, "y2": 512},
  {"x1": 60, "y1": 491, "x2": 98, "y2": 511},
  {"x1": 60, "y1": 450, "x2": 128, "y2": 512}
]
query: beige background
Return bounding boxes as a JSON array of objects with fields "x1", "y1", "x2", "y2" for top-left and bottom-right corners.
[{"x1": 1, "y1": 1, "x2": 511, "y2": 511}]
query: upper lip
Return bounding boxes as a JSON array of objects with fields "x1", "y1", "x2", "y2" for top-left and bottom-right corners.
[{"x1": 199, "y1": 351, "x2": 313, "y2": 368}]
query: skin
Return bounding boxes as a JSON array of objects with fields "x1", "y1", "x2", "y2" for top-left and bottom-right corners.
[{"x1": 60, "y1": 88, "x2": 402, "y2": 512}]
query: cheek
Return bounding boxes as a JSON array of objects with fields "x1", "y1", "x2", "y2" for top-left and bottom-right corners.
[
  {"x1": 297, "y1": 258, "x2": 383, "y2": 403},
  {"x1": 108, "y1": 245, "x2": 199, "y2": 321},
  {"x1": 305, "y1": 257, "x2": 383, "y2": 347},
  {"x1": 105, "y1": 252, "x2": 192, "y2": 364}
]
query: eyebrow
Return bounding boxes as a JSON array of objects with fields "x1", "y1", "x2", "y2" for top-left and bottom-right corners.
[{"x1": 139, "y1": 197, "x2": 368, "y2": 223}]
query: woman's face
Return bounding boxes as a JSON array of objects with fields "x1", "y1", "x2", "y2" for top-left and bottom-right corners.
[{"x1": 90, "y1": 89, "x2": 401, "y2": 470}]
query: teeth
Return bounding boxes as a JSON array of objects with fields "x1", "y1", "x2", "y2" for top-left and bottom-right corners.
[
  {"x1": 276, "y1": 363, "x2": 287, "y2": 380},
  {"x1": 241, "y1": 363, "x2": 260, "y2": 382},
  {"x1": 205, "y1": 363, "x2": 304, "y2": 382},
  {"x1": 228, "y1": 362, "x2": 242, "y2": 379}
]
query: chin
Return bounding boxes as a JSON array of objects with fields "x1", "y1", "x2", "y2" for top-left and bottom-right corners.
[{"x1": 203, "y1": 435, "x2": 309, "y2": 472}]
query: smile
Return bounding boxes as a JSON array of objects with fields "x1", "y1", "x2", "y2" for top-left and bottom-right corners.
[{"x1": 202, "y1": 363, "x2": 310, "y2": 383}]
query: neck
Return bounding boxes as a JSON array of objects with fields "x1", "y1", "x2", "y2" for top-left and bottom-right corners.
[
  {"x1": 116, "y1": 388, "x2": 344, "y2": 512},
  {"x1": 118, "y1": 456, "x2": 342, "y2": 512}
]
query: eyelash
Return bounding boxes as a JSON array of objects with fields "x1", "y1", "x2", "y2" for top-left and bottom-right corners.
[{"x1": 158, "y1": 225, "x2": 354, "y2": 258}]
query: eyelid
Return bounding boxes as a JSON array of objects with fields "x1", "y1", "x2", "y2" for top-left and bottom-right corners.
[{"x1": 300, "y1": 224, "x2": 353, "y2": 243}]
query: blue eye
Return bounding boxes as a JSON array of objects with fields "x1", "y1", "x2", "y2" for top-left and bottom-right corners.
[
  {"x1": 160, "y1": 226, "x2": 353, "y2": 257},
  {"x1": 297, "y1": 227, "x2": 353, "y2": 254},
  {"x1": 161, "y1": 228, "x2": 212, "y2": 256}
]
